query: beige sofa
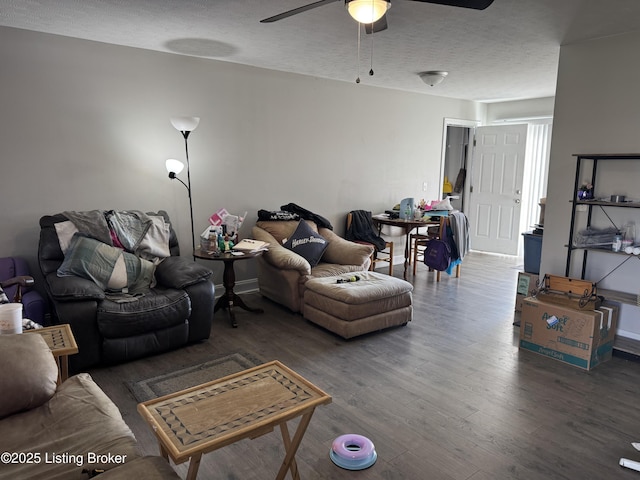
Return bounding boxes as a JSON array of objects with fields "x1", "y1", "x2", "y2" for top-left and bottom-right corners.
[
  {"x1": 252, "y1": 220, "x2": 374, "y2": 313},
  {"x1": 0, "y1": 334, "x2": 179, "y2": 480}
]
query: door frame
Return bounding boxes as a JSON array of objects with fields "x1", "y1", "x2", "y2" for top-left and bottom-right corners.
[{"x1": 440, "y1": 118, "x2": 481, "y2": 211}]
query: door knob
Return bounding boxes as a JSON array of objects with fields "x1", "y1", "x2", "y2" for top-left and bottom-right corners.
[{"x1": 515, "y1": 199, "x2": 521, "y2": 204}]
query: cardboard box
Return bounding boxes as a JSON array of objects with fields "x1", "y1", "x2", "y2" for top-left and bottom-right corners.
[
  {"x1": 515, "y1": 272, "x2": 539, "y2": 312},
  {"x1": 519, "y1": 296, "x2": 618, "y2": 370}
]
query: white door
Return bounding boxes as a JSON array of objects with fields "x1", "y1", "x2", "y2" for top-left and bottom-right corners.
[{"x1": 467, "y1": 124, "x2": 527, "y2": 255}]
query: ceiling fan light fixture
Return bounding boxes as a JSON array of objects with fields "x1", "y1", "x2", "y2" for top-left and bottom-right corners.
[
  {"x1": 346, "y1": 0, "x2": 390, "y2": 24},
  {"x1": 419, "y1": 70, "x2": 448, "y2": 86}
]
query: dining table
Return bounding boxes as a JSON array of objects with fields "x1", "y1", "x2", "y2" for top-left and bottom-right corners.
[{"x1": 372, "y1": 214, "x2": 439, "y2": 279}]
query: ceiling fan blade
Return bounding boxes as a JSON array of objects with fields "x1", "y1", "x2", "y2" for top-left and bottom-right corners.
[
  {"x1": 260, "y1": 0, "x2": 339, "y2": 23},
  {"x1": 365, "y1": 14, "x2": 388, "y2": 34},
  {"x1": 410, "y1": 0, "x2": 494, "y2": 9}
]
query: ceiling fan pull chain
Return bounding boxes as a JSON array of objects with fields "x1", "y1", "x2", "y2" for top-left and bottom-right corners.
[
  {"x1": 369, "y1": 23, "x2": 374, "y2": 76},
  {"x1": 369, "y1": 0, "x2": 375, "y2": 76},
  {"x1": 356, "y1": 22, "x2": 361, "y2": 83}
]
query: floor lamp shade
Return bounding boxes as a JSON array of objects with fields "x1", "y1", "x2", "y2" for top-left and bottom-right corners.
[
  {"x1": 170, "y1": 116, "x2": 200, "y2": 132},
  {"x1": 165, "y1": 159, "x2": 185, "y2": 175}
]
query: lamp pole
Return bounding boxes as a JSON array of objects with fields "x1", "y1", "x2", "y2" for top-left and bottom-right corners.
[
  {"x1": 180, "y1": 130, "x2": 196, "y2": 259},
  {"x1": 168, "y1": 116, "x2": 200, "y2": 260}
]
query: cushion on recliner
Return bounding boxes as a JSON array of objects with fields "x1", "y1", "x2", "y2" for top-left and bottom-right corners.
[
  {"x1": 0, "y1": 334, "x2": 58, "y2": 419},
  {"x1": 102, "y1": 322, "x2": 189, "y2": 365},
  {"x1": 283, "y1": 220, "x2": 329, "y2": 267},
  {"x1": 255, "y1": 220, "x2": 303, "y2": 244},
  {"x1": 96, "y1": 288, "x2": 190, "y2": 338}
]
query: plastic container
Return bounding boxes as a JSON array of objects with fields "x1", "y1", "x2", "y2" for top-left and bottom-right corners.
[
  {"x1": 612, "y1": 232, "x2": 622, "y2": 252},
  {"x1": 522, "y1": 232, "x2": 542, "y2": 274},
  {"x1": 0, "y1": 303, "x2": 23, "y2": 334},
  {"x1": 623, "y1": 223, "x2": 636, "y2": 250}
]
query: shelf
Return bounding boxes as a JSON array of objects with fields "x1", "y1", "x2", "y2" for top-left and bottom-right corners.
[
  {"x1": 569, "y1": 246, "x2": 640, "y2": 256},
  {"x1": 574, "y1": 200, "x2": 640, "y2": 208},
  {"x1": 566, "y1": 153, "x2": 640, "y2": 306},
  {"x1": 573, "y1": 153, "x2": 640, "y2": 160}
]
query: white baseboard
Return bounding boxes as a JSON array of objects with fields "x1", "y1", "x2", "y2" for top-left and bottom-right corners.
[
  {"x1": 213, "y1": 278, "x2": 259, "y2": 299},
  {"x1": 616, "y1": 330, "x2": 640, "y2": 342}
]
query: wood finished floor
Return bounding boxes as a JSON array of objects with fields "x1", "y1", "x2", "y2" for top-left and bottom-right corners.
[{"x1": 89, "y1": 251, "x2": 640, "y2": 480}]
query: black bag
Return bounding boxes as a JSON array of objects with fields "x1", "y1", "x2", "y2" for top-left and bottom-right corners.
[{"x1": 423, "y1": 239, "x2": 451, "y2": 271}]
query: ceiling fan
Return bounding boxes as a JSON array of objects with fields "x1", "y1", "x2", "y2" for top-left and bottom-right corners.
[{"x1": 260, "y1": 0, "x2": 495, "y2": 34}]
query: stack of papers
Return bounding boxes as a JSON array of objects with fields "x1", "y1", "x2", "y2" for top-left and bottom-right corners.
[{"x1": 233, "y1": 239, "x2": 270, "y2": 253}]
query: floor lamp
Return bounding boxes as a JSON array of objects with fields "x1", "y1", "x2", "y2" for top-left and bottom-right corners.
[{"x1": 166, "y1": 116, "x2": 200, "y2": 259}]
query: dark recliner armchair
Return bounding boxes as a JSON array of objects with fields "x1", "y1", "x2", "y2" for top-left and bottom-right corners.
[{"x1": 38, "y1": 210, "x2": 215, "y2": 372}]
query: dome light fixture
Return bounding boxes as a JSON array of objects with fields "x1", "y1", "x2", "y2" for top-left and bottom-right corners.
[
  {"x1": 346, "y1": 0, "x2": 390, "y2": 24},
  {"x1": 419, "y1": 71, "x2": 449, "y2": 87}
]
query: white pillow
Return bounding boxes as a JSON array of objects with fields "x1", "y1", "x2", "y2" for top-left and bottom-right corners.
[{"x1": 54, "y1": 220, "x2": 80, "y2": 254}]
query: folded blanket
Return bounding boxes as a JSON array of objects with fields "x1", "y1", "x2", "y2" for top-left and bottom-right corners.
[
  {"x1": 106, "y1": 210, "x2": 152, "y2": 252},
  {"x1": 280, "y1": 203, "x2": 333, "y2": 230},
  {"x1": 57, "y1": 234, "x2": 155, "y2": 295},
  {"x1": 258, "y1": 209, "x2": 300, "y2": 222},
  {"x1": 63, "y1": 210, "x2": 112, "y2": 245}
]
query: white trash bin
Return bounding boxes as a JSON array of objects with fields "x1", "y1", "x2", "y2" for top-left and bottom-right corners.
[{"x1": 0, "y1": 303, "x2": 23, "y2": 334}]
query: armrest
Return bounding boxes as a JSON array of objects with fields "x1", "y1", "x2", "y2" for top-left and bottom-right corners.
[
  {"x1": 155, "y1": 256, "x2": 213, "y2": 289},
  {"x1": 320, "y1": 228, "x2": 374, "y2": 267},
  {"x1": 252, "y1": 226, "x2": 311, "y2": 275},
  {"x1": 46, "y1": 273, "x2": 105, "y2": 300},
  {"x1": 0, "y1": 276, "x2": 35, "y2": 303},
  {"x1": 0, "y1": 276, "x2": 34, "y2": 289}
]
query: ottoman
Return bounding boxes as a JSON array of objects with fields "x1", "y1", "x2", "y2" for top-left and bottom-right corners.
[{"x1": 303, "y1": 271, "x2": 413, "y2": 338}]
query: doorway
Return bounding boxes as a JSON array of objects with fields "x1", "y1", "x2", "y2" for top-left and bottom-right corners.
[{"x1": 440, "y1": 118, "x2": 552, "y2": 257}]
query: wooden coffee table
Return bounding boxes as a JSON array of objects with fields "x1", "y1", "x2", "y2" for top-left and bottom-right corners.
[
  {"x1": 25, "y1": 323, "x2": 78, "y2": 385},
  {"x1": 137, "y1": 360, "x2": 332, "y2": 480}
]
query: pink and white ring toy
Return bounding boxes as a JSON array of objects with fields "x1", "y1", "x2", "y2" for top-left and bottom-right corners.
[{"x1": 330, "y1": 434, "x2": 377, "y2": 470}]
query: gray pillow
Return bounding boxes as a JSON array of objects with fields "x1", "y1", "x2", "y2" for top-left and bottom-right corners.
[
  {"x1": 283, "y1": 220, "x2": 329, "y2": 267},
  {"x1": 0, "y1": 334, "x2": 58, "y2": 418}
]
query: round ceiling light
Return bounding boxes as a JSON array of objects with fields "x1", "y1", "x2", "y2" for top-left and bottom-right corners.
[
  {"x1": 346, "y1": 0, "x2": 390, "y2": 24},
  {"x1": 419, "y1": 71, "x2": 448, "y2": 87}
]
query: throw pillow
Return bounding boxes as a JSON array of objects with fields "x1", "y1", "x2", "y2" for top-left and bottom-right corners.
[
  {"x1": 282, "y1": 220, "x2": 329, "y2": 267},
  {"x1": 54, "y1": 220, "x2": 80, "y2": 254},
  {"x1": 0, "y1": 334, "x2": 58, "y2": 419}
]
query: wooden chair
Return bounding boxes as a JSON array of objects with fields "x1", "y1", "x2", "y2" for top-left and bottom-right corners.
[
  {"x1": 346, "y1": 212, "x2": 394, "y2": 276},
  {"x1": 410, "y1": 224, "x2": 441, "y2": 274},
  {"x1": 413, "y1": 216, "x2": 461, "y2": 281}
]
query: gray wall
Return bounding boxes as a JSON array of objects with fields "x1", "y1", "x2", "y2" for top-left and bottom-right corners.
[
  {"x1": 542, "y1": 31, "x2": 640, "y2": 338},
  {"x1": 0, "y1": 26, "x2": 484, "y2": 288}
]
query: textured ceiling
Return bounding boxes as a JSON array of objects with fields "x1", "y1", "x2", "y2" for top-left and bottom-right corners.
[{"x1": 1, "y1": 0, "x2": 640, "y2": 102}]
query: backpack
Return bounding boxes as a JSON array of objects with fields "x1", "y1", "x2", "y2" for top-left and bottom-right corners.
[{"x1": 423, "y1": 238, "x2": 451, "y2": 271}]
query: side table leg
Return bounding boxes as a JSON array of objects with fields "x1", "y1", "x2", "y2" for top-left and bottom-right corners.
[
  {"x1": 60, "y1": 355, "x2": 69, "y2": 384},
  {"x1": 186, "y1": 453, "x2": 202, "y2": 480},
  {"x1": 276, "y1": 410, "x2": 314, "y2": 480},
  {"x1": 403, "y1": 231, "x2": 411, "y2": 279},
  {"x1": 158, "y1": 443, "x2": 169, "y2": 462},
  {"x1": 279, "y1": 422, "x2": 300, "y2": 480},
  {"x1": 223, "y1": 260, "x2": 238, "y2": 328}
]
